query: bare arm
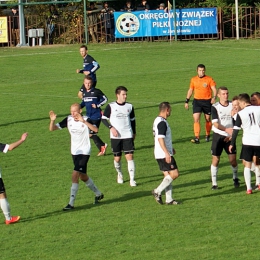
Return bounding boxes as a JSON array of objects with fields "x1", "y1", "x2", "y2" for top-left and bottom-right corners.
[
  {"x1": 8, "y1": 133, "x2": 28, "y2": 151},
  {"x1": 49, "y1": 110, "x2": 59, "y2": 131},
  {"x1": 78, "y1": 91, "x2": 83, "y2": 99},
  {"x1": 211, "y1": 86, "x2": 217, "y2": 104},
  {"x1": 158, "y1": 138, "x2": 171, "y2": 163},
  {"x1": 185, "y1": 88, "x2": 193, "y2": 110}
]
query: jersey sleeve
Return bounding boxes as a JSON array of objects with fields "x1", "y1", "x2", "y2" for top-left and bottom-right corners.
[
  {"x1": 102, "y1": 104, "x2": 111, "y2": 119},
  {"x1": 157, "y1": 121, "x2": 167, "y2": 137},
  {"x1": 211, "y1": 105, "x2": 218, "y2": 123},
  {"x1": 130, "y1": 106, "x2": 136, "y2": 134},
  {"x1": 57, "y1": 117, "x2": 68, "y2": 129},
  {"x1": 96, "y1": 89, "x2": 108, "y2": 107},
  {"x1": 0, "y1": 143, "x2": 9, "y2": 153}
]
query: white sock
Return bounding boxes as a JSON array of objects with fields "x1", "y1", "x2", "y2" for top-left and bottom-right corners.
[
  {"x1": 114, "y1": 160, "x2": 123, "y2": 176},
  {"x1": 231, "y1": 165, "x2": 238, "y2": 179},
  {"x1": 165, "y1": 183, "x2": 173, "y2": 203},
  {"x1": 244, "y1": 167, "x2": 252, "y2": 191},
  {"x1": 69, "y1": 183, "x2": 79, "y2": 206},
  {"x1": 155, "y1": 175, "x2": 173, "y2": 194},
  {"x1": 255, "y1": 166, "x2": 260, "y2": 185},
  {"x1": 0, "y1": 198, "x2": 11, "y2": 220},
  {"x1": 251, "y1": 162, "x2": 256, "y2": 172},
  {"x1": 85, "y1": 177, "x2": 101, "y2": 196},
  {"x1": 127, "y1": 160, "x2": 135, "y2": 181},
  {"x1": 211, "y1": 165, "x2": 218, "y2": 186}
]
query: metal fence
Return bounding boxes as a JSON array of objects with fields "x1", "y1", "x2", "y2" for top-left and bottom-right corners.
[{"x1": 1, "y1": 6, "x2": 260, "y2": 47}]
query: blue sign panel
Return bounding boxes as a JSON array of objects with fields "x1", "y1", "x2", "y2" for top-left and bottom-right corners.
[{"x1": 114, "y1": 8, "x2": 218, "y2": 38}]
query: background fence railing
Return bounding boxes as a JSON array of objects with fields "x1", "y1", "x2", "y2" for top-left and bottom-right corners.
[{"x1": 2, "y1": 6, "x2": 260, "y2": 47}]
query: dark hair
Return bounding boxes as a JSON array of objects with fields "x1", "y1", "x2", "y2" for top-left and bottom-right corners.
[
  {"x1": 80, "y1": 45, "x2": 88, "y2": 50},
  {"x1": 217, "y1": 86, "x2": 228, "y2": 93},
  {"x1": 159, "y1": 102, "x2": 171, "y2": 111},
  {"x1": 197, "y1": 64, "x2": 205, "y2": 70},
  {"x1": 115, "y1": 86, "x2": 128, "y2": 95},
  {"x1": 251, "y1": 92, "x2": 260, "y2": 98},
  {"x1": 238, "y1": 93, "x2": 250, "y2": 103}
]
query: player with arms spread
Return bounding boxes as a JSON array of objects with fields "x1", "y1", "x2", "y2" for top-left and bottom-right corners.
[
  {"x1": 185, "y1": 64, "x2": 217, "y2": 144},
  {"x1": 49, "y1": 103, "x2": 104, "y2": 210}
]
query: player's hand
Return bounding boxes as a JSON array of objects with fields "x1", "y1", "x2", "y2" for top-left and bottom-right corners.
[
  {"x1": 92, "y1": 104, "x2": 97, "y2": 108},
  {"x1": 223, "y1": 136, "x2": 231, "y2": 143},
  {"x1": 21, "y1": 133, "x2": 28, "y2": 141},
  {"x1": 185, "y1": 103, "x2": 189, "y2": 110},
  {"x1": 228, "y1": 145, "x2": 233, "y2": 153},
  {"x1": 225, "y1": 128, "x2": 233, "y2": 136},
  {"x1": 110, "y1": 127, "x2": 119, "y2": 137},
  {"x1": 165, "y1": 153, "x2": 171, "y2": 163},
  {"x1": 75, "y1": 113, "x2": 84, "y2": 122},
  {"x1": 49, "y1": 110, "x2": 57, "y2": 121},
  {"x1": 76, "y1": 69, "x2": 80, "y2": 73}
]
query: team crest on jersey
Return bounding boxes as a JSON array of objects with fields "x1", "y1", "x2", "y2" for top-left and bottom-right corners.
[{"x1": 203, "y1": 83, "x2": 208, "y2": 88}]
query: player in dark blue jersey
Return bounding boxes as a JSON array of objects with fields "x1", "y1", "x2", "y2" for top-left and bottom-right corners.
[
  {"x1": 78, "y1": 75, "x2": 108, "y2": 156},
  {"x1": 76, "y1": 45, "x2": 100, "y2": 88}
]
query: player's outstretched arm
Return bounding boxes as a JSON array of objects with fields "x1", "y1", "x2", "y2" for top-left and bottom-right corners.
[{"x1": 8, "y1": 133, "x2": 28, "y2": 151}]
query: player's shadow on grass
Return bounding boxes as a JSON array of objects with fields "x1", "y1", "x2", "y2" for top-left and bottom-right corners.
[
  {"x1": 0, "y1": 114, "x2": 70, "y2": 127},
  {"x1": 20, "y1": 190, "x2": 152, "y2": 223}
]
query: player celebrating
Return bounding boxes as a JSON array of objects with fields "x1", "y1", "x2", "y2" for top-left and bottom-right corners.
[
  {"x1": 152, "y1": 102, "x2": 180, "y2": 205},
  {"x1": 49, "y1": 103, "x2": 104, "y2": 210},
  {"x1": 0, "y1": 132, "x2": 28, "y2": 224},
  {"x1": 78, "y1": 75, "x2": 108, "y2": 156},
  {"x1": 210, "y1": 87, "x2": 239, "y2": 190},
  {"x1": 229, "y1": 93, "x2": 260, "y2": 194},
  {"x1": 101, "y1": 86, "x2": 137, "y2": 187},
  {"x1": 76, "y1": 45, "x2": 100, "y2": 88},
  {"x1": 185, "y1": 64, "x2": 217, "y2": 144}
]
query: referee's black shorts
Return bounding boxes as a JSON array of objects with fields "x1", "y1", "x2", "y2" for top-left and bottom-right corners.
[{"x1": 192, "y1": 98, "x2": 212, "y2": 115}]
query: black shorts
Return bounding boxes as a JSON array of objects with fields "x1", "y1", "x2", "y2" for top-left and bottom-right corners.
[
  {"x1": 156, "y1": 156, "x2": 178, "y2": 172},
  {"x1": 211, "y1": 133, "x2": 236, "y2": 156},
  {"x1": 72, "y1": 154, "x2": 90, "y2": 174},
  {"x1": 240, "y1": 145, "x2": 260, "y2": 162},
  {"x1": 0, "y1": 178, "x2": 5, "y2": 194},
  {"x1": 111, "y1": 138, "x2": 135, "y2": 157},
  {"x1": 192, "y1": 99, "x2": 212, "y2": 115},
  {"x1": 87, "y1": 118, "x2": 101, "y2": 134}
]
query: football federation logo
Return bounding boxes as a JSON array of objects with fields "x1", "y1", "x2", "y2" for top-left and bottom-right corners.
[{"x1": 116, "y1": 13, "x2": 140, "y2": 36}]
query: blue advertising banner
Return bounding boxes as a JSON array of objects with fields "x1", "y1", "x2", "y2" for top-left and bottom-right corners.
[{"x1": 114, "y1": 8, "x2": 218, "y2": 38}]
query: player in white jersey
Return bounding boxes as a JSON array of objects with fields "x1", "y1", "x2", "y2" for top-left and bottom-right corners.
[
  {"x1": 249, "y1": 92, "x2": 260, "y2": 190},
  {"x1": 229, "y1": 93, "x2": 260, "y2": 194},
  {"x1": 101, "y1": 86, "x2": 137, "y2": 187},
  {"x1": 0, "y1": 132, "x2": 28, "y2": 225},
  {"x1": 152, "y1": 102, "x2": 180, "y2": 205},
  {"x1": 49, "y1": 103, "x2": 104, "y2": 210},
  {"x1": 210, "y1": 87, "x2": 239, "y2": 190}
]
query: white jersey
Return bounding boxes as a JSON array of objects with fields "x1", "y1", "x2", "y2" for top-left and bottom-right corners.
[
  {"x1": 234, "y1": 105, "x2": 260, "y2": 146},
  {"x1": 103, "y1": 102, "x2": 135, "y2": 139},
  {"x1": 153, "y1": 116, "x2": 173, "y2": 159},
  {"x1": 57, "y1": 115, "x2": 91, "y2": 155},
  {"x1": 211, "y1": 101, "x2": 233, "y2": 136}
]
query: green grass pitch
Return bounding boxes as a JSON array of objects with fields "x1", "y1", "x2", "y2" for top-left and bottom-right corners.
[{"x1": 0, "y1": 40, "x2": 260, "y2": 259}]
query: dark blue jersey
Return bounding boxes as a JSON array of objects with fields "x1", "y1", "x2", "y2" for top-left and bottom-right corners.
[
  {"x1": 81, "y1": 87, "x2": 108, "y2": 120},
  {"x1": 79, "y1": 54, "x2": 100, "y2": 83}
]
